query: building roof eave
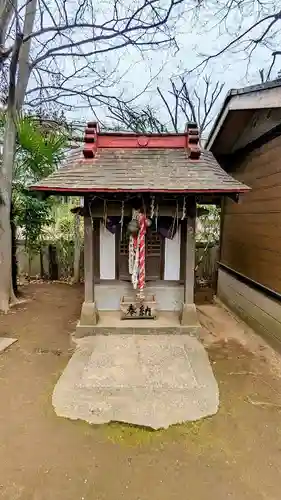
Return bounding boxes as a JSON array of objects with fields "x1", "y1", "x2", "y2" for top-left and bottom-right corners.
[{"x1": 206, "y1": 79, "x2": 281, "y2": 152}]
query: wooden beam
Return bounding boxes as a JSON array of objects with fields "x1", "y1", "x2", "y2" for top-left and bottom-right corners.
[
  {"x1": 180, "y1": 198, "x2": 200, "y2": 327},
  {"x1": 184, "y1": 199, "x2": 196, "y2": 304},
  {"x1": 84, "y1": 213, "x2": 95, "y2": 302}
]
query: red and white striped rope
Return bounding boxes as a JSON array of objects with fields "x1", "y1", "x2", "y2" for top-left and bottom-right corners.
[{"x1": 138, "y1": 213, "x2": 146, "y2": 297}]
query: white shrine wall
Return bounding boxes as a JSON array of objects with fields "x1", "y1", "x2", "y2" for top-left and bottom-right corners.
[{"x1": 98, "y1": 222, "x2": 183, "y2": 310}]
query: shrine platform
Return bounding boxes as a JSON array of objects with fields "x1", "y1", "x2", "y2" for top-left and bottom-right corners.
[{"x1": 75, "y1": 311, "x2": 201, "y2": 338}]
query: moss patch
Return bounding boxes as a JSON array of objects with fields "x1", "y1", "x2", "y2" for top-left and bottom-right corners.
[{"x1": 102, "y1": 419, "x2": 206, "y2": 446}]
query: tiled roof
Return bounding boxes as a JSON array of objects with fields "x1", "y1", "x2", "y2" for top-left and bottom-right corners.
[{"x1": 30, "y1": 147, "x2": 249, "y2": 193}]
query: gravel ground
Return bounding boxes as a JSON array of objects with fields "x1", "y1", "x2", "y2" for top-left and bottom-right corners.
[{"x1": 0, "y1": 282, "x2": 281, "y2": 500}]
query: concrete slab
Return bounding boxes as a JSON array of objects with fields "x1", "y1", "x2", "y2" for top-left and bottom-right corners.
[
  {"x1": 53, "y1": 335, "x2": 219, "y2": 429},
  {"x1": 0, "y1": 338, "x2": 18, "y2": 353}
]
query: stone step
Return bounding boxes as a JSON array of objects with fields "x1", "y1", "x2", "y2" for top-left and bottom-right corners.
[{"x1": 75, "y1": 322, "x2": 201, "y2": 338}]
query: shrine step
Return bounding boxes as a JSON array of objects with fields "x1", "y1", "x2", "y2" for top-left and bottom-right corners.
[{"x1": 75, "y1": 311, "x2": 201, "y2": 338}]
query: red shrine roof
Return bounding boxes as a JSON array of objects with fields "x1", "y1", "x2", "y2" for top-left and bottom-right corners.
[{"x1": 30, "y1": 123, "x2": 249, "y2": 194}]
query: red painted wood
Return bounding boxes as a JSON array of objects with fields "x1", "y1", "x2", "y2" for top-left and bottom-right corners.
[
  {"x1": 83, "y1": 143, "x2": 96, "y2": 158},
  {"x1": 186, "y1": 124, "x2": 200, "y2": 159},
  {"x1": 83, "y1": 123, "x2": 98, "y2": 158},
  {"x1": 96, "y1": 134, "x2": 187, "y2": 149}
]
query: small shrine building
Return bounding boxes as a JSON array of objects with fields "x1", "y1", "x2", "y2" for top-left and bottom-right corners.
[{"x1": 31, "y1": 122, "x2": 249, "y2": 336}]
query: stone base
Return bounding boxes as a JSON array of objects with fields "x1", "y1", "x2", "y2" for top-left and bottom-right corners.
[
  {"x1": 80, "y1": 301, "x2": 98, "y2": 326},
  {"x1": 76, "y1": 302, "x2": 99, "y2": 338},
  {"x1": 74, "y1": 310, "x2": 201, "y2": 338},
  {"x1": 75, "y1": 322, "x2": 97, "y2": 338},
  {"x1": 180, "y1": 303, "x2": 200, "y2": 327},
  {"x1": 75, "y1": 300, "x2": 201, "y2": 338},
  {"x1": 75, "y1": 324, "x2": 200, "y2": 337}
]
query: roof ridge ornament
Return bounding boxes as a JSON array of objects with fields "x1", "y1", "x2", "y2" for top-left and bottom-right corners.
[
  {"x1": 186, "y1": 122, "x2": 201, "y2": 160},
  {"x1": 83, "y1": 121, "x2": 99, "y2": 158},
  {"x1": 137, "y1": 136, "x2": 149, "y2": 147}
]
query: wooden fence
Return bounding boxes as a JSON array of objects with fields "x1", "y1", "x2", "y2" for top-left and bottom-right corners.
[{"x1": 195, "y1": 243, "x2": 219, "y2": 289}]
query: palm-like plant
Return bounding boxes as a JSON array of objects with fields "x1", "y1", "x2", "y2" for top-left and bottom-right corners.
[
  {"x1": 15, "y1": 115, "x2": 66, "y2": 183},
  {"x1": 11, "y1": 114, "x2": 66, "y2": 286}
]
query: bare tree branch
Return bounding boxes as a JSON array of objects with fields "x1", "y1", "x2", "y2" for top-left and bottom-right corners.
[
  {"x1": 0, "y1": 0, "x2": 189, "y2": 310},
  {"x1": 107, "y1": 99, "x2": 167, "y2": 133},
  {"x1": 186, "y1": 1, "x2": 281, "y2": 75},
  {"x1": 1, "y1": 0, "x2": 186, "y2": 113},
  {"x1": 108, "y1": 73, "x2": 224, "y2": 138},
  {"x1": 258, "y1": 51, "x2": 281, "y2": 83},
  {"x1": 157, "y1": 85, "x2": 178, "y2": 131},
  {"x1": 266, "y1": 51, "x2": 281, "y2": 81},
  {"x1": 180, "y1": 78, "x2": 197, "y2": 122},
  {"x1": 156, "y1": 74, "x2": 224, "y2": 136}
]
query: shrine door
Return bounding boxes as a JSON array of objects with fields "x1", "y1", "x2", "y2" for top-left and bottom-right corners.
[{"x1": 118, "y1": 227, "x2": 164, "y2": 281}]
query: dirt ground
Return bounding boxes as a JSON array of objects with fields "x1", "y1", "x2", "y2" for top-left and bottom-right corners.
[{"x1": 1, "y1": 283, "x2": 281, "y2": 500}]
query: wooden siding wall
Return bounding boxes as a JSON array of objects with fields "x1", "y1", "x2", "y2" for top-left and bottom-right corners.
[
  {"x1": 221, "y1": 134, "x2": 281, "y2": 295},
  {"x1": 218, "y1": 268, "x2": 281, "y2": 351}
]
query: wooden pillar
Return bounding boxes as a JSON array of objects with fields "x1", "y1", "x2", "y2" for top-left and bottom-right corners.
[
  {"x1": 78, "y1": 206, "x2": 98, "y2": 334},
  {"x1": 183, "y1": 209, "x2": 196, "y2": 304},
  {"x1": 181, "y1": 198, "x2": 199, "y2": 327},
  {"x1": 84, "y1": 212, "x2": 94, "y2": 302}
]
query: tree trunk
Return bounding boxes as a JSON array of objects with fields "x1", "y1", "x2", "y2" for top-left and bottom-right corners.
[
  {"x1": 0, "y1": 0, "x2": 37, "y2": 311},
  {"x1": 11, "y1": 202, "x2": 18, "y2": 295},
  {"x1": 0, "y1": 0, "x2": 16, "y2": 47},
  {"x1": 0, "y1": 109, "x2": 16, "y2": 312},
  {"x1": 39, "y1": 245, "x2": 45, "y2": 279},
  {"x1": 16, "y1": 0, "x2": 37, "y2": 108},
  {"x1": 28, "y1": 252, "x2": 32, "y2": 278},
  {"x1": 72, "y1": 213, "x2": 81, "y2": 283},
  {"x1": 48, "y1": 244, "x2": 58, "y2": 280}
]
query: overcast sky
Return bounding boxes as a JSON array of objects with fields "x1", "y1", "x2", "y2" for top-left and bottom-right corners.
[
  {"x1": 23, "y1": 0, "x2": 281, "y2": 133},
  {"x1": 106, "y1": 1, "x2": 281, "y2": 133}
]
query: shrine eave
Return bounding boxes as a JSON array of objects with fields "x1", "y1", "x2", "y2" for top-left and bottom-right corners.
[
  {"x1": 30, "y1": 186, "x2": 248, "y2": 194},
  {"x1": 30, "y1": 122, "x2": 250, "y2": 195}
]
